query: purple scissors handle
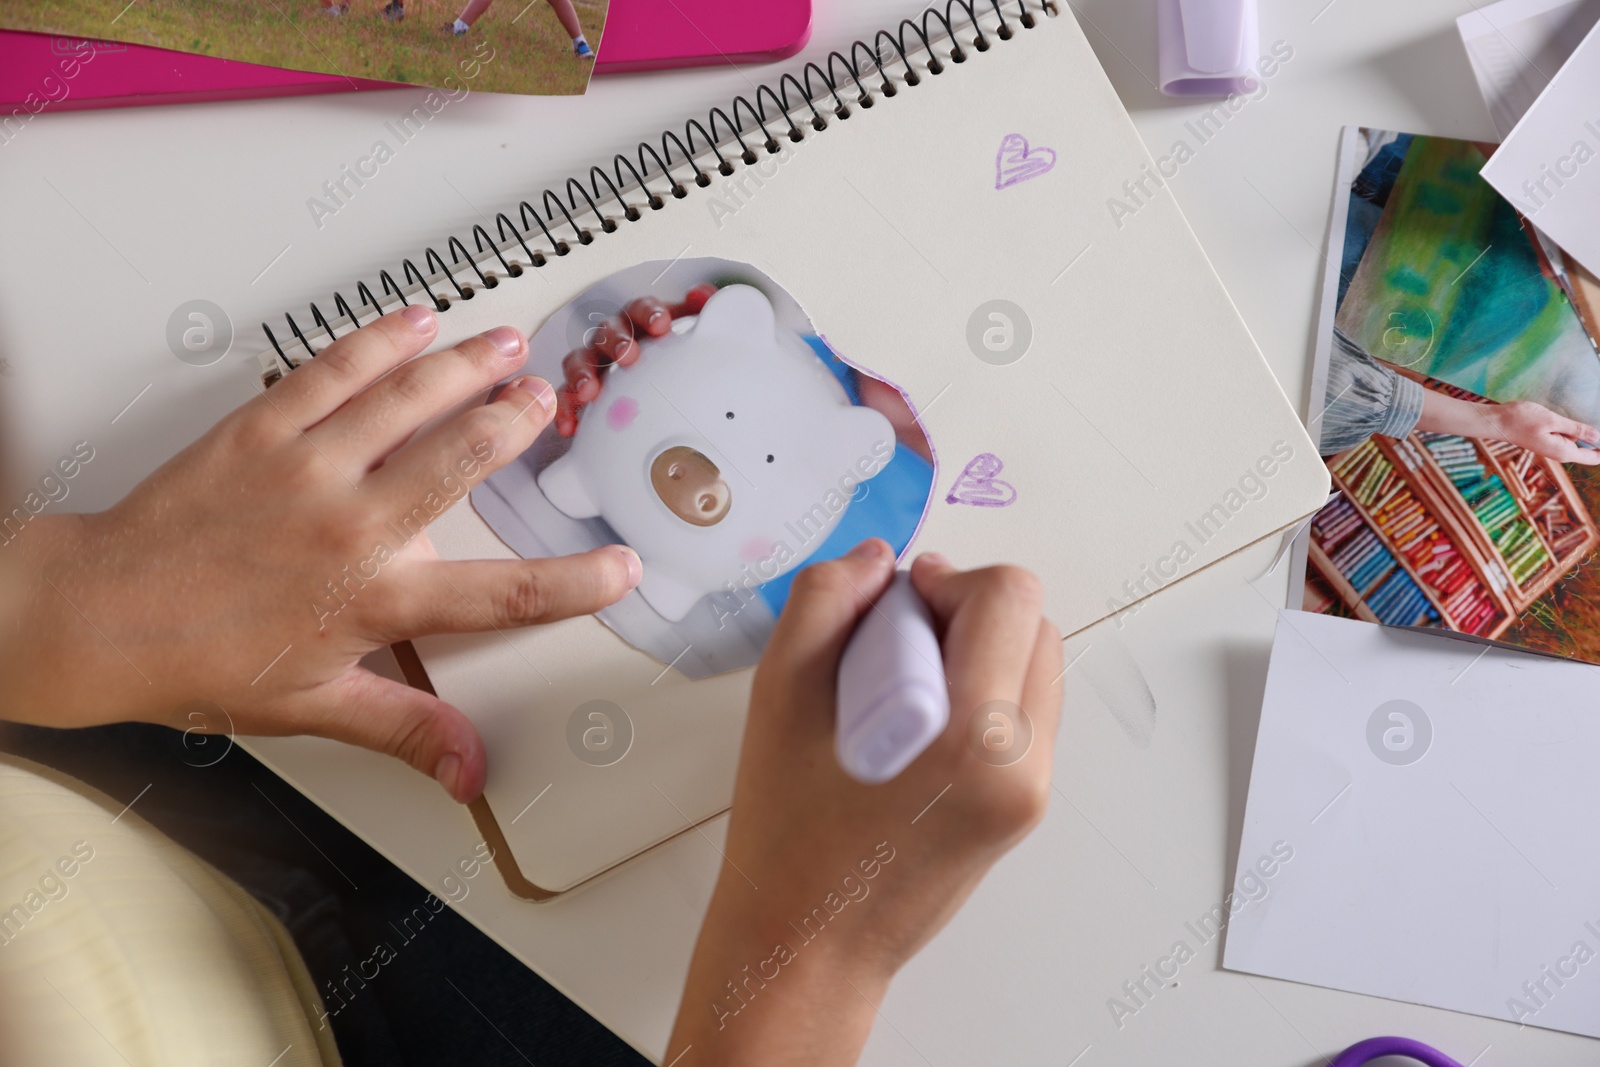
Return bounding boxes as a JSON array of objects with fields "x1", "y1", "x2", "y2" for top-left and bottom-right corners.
[{"x1": 1332, "y1": 1037, "x2": 1466, "y2": 1067}]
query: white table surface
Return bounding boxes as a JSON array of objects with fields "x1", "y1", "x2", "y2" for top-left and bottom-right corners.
[{"x1": 1, "y1": 1, "x2": 1590, "y2": 1063}]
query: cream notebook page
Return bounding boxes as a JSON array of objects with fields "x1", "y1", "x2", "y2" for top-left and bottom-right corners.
[{"x1": 259, "y1": 4, "x2": 1327, "y2": 891}]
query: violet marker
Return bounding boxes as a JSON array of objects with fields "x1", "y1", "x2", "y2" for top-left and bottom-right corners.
[{"x1": 835, "y1": 571, "x2": 949, "y2": 784}]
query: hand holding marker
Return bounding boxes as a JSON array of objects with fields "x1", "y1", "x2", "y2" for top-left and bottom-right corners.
[{"x1": 835, "y1": 571, "x2": 949, "y2": 783}]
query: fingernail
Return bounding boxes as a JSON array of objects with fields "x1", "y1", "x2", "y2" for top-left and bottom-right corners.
[
  {"x1": 920, "y1": 551, "x2": 951, "y2": 568},
  {"x1": 485, "y1": 325, "x2": 524, "y2": 359},
  {"x1": 615, "y1": 544, "x2": 643, "y2": 589},
  {"x1": 434, "y1": 753, "x2": 463, "y2": 800},
  {"x1": 847, "y1": 539, "x2": 888, "y2": 561},
  {"x1": 401, "y1": 304, "x2": 436, "y2": 332},
  {"x1": 509, "y1": 375, "x2": 557, "y2": 415}
]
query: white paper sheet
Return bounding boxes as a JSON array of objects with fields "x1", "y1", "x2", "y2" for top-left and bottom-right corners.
[
  {"x1": 1224, "y1": 611, "x2": 1600, "y2": 1039},
  {"x1": 1459, "y1": 0, "x2": 1600, "y2": 138},
  {"x1": 1480, "y1": 16, "x2": 1600, "y2": 276}
]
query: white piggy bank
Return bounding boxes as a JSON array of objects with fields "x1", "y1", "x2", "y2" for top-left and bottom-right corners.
[{"x1": 537, "y1": 284, "x2": 896, "y2": 621}]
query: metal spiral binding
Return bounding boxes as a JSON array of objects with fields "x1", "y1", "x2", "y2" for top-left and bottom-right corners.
[{"x1": 261, "y1": 0, "x2": 1057, "y2": 377}]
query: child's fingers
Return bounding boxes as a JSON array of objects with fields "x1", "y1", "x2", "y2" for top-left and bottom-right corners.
[
  {"x1": 555, "y1": 389, "x2": 582, "y2": 437},
  {"x1": 562, "y1": 348, "x2": 603, "y2": 400},
  {"x1": 290, "y1": 667, "x2": 488, "y2": 803},
  {"x1": 622, "y1": 297, "x2": 673, "y2": 342},
  {"x1": 670, "y1": 283, "x2": 717, "y2": 318},
  {"x1": 754, "y1": 540, "x2": 896, "y2": 728},
  {"x1": 258, "y1": 307, "x2": 438, "y2": 431},
  {"x1": 310, "y1": 327, "x2": 528, "y2": 474},
  {"x1": 947, "y1": 618, "x2": 1063, "y2": 842},
  {"x1": 589, "y1": 318, "x2": 638, "y2": 365},
  {"x1": 364, "y1": 374, "x2": 555, "y2": 510},
  {"x1": 379, "y1": 547, "x2": 640, "y2": 640},
  {"x1": 909, "y1": 556, "x2": 1044, "y2": 719},
  {"x1": 1560, "y1": 441, "x2": 1600, "y2": 465},
  {"x1": 1017, "y1": 620, "x2": 1065, "y2": 758},
  {"x1": 1560, "y1": 415, "x2": 1600, "y2": 444}
]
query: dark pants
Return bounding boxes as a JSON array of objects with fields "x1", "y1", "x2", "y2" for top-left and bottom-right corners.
[{"x1": 0, "y1": 722, "x2": 651, "y2": 1067}]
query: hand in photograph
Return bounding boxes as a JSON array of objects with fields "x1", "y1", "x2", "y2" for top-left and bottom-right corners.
[
  {"x1": 0, "y1": 308, "x2": 641, "y2": 803},
  {"x1": 553, "y1": 283, "x2": 718, "y2": 436},
  {"x1": 553, "y1": 280, "x2": 934, "y2": 465},
  {"x1": 1423, "y1": 395, "x2": 1600, "y2": 466},
  {"x1": 1323, "y1": 329, "x2": 1600, "y2": 464},
  {"x1": 666, "y1": 541, "x2": 1063, "y2": 1064}
]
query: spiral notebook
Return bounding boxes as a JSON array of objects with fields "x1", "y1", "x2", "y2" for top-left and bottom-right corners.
[{"x1": 254, "y1": 1, "x2": 1328, "y2": 897}]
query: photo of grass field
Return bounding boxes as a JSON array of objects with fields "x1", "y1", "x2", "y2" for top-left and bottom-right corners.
[{"x1": 0, "y1": 0, "x2": 609, "y2": 95}]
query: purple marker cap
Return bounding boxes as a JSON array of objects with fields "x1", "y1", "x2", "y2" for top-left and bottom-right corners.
[
  {"x1": 836, "y1": 572, "x2": 949, "y2": 784},
  {"x1": 1157, "y1": 0, "x2": 1261, "y2": 97}
]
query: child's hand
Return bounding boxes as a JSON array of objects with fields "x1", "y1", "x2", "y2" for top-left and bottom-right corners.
[
  {"x1": 0, "y1": 307, "x2": 640, "y2": 802},
  {"x1": 1417, "y1": 390, "x2": 1600, "y2": 465},
  {"x1": 666, "y1": 541, "x2": 1062, "y2": 1065},
  {"x1": 554, "y1": 283, "x2": 717, "y2": 436},
  {"x1": 1484, "y1": 400, "x2": 1600, "y2": 465}
]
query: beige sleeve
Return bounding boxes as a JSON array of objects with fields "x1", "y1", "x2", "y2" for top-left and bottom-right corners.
[{"x1": 0, "y1": 754, "x2": 342, "y2": 1067}]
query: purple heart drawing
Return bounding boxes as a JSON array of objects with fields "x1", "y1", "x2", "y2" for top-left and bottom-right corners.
[
  {"x1": 946, "y1": 453, "x2": 1017, "y2": 507},
  {"x1": 994, "y1": 133, "x2": 1056, "y2": 190}
]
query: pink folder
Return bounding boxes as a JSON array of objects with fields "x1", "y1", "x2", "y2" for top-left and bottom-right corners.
[
  {"x1": 0, "y1": 3, "x2": 811, "y2": 113},
  {"x1": 0, "y1": 34, "x2": 396, "y2": 112}
]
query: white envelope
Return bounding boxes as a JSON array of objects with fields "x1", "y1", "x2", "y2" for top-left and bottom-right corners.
[
  {"x1": 1480, "y1": 15, "x2": 1600, "y2": 276},
  {"x1": 1225, "y1": 611, "x2": 1600, "y2": 1039},
  {"x1": 1458, "y1": 0, "x2": 1600, "y2": 138}
]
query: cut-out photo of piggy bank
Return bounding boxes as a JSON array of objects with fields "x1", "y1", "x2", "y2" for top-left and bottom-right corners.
[{"x1": 536, "y1": 284, "x2": 897, "y2": 621}]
